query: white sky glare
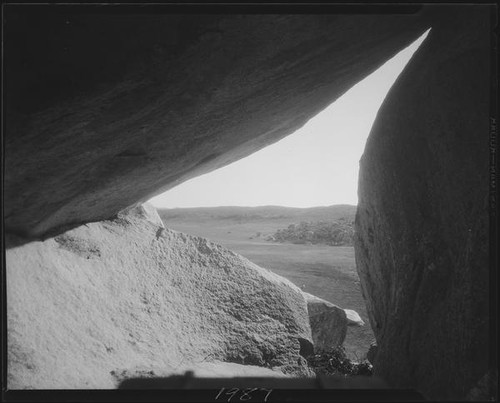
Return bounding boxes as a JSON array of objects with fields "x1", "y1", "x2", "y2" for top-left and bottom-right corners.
[{"x1": 149, "y1": 29, "x2": 430, "y2": 209}]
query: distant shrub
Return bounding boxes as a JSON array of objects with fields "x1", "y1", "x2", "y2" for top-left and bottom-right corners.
[
  {"x1": 270, "y1": 219, "x2": 354, "y2": 246},
  {"x1": 307, "y1": 346, "x2": 373, "y2": 377}
]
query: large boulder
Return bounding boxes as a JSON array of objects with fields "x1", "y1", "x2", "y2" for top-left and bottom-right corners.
[
  {"x1": 7, "y1": 205, "x2": 313, "y2": 389},
  {"x1": 355, "y1": 6, "x2": 492, "y2": 400}
]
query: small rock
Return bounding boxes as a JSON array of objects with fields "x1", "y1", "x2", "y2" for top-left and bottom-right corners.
[
  {"x1": 303, "y1": 292, "x2": 348, "y2": 350},
  {"x1": 344, "y1": 309, "x2": 365, "y2": 327}
]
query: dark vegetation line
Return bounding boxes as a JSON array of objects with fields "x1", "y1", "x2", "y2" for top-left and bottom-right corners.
[{"x1": 268, "y1": 219, "x2": 354, "y2": 246}]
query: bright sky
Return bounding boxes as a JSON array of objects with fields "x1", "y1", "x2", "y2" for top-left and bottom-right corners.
[{"x1": 150, "y1": 29, "x2": 430, "y2": 209}]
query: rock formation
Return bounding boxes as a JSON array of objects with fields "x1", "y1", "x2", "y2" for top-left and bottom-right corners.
[
  {"x1": 4, "y1": 5, "x2": 495, "y2": 400},
  {"x1": 355, "y1": 6, "x2": 493, "y2": 400},
  {"x1": 7, "y1": 204, "x2": 313, "y2": 388}
]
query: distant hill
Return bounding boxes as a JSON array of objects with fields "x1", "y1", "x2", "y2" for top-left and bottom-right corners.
[
  {"x1": 157, "y1": 204, "x2": 357, "y2": 253},
  {"x1": 158, "y1": 205, "x2": 357, "y2": 225}
]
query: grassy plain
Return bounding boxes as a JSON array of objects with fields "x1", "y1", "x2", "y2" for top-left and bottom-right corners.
[{"x1": 158, "y1": 205, "x2": 374, "y2": 360}]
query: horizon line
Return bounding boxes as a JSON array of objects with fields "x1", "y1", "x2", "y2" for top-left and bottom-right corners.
[{"x1": 154, "y1": 203, "x2": 358, "y2": 210}]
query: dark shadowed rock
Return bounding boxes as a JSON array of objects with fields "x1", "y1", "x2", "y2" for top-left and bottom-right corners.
[
  {"x1": 355, "y1": 6, "x2": 492, "y2": 400},
  {"x1": 7, "y1": 205, "x2": 313, "y2": 388},
  {"x1": 465, "y1": 369, "x2": 498, "y2": 401},
  {"x1": 366, "y1": 342, "x2": 378, "y2": 365}
]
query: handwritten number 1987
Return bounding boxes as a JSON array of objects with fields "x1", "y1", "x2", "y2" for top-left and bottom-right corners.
[{"x1": 215, "y1": 387, "x2": 273, "y2": 402}]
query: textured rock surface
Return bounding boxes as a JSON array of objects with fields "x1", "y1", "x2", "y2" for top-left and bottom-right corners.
[
  {"x1": 303, "y1": 292, "x2": 348, "y2": 350},
  {"x1": 7, "y1": 206, "x2": 313, "y2": 389},
  {"x1": 119, "y1": 202, "x2": 165, "y2": 228},
  {"x1": 355, "y1": 7, "x2": 492, "y2": 400},
  {"x1": 4, "y1": 8, "x2": 430, "y2": 239}
]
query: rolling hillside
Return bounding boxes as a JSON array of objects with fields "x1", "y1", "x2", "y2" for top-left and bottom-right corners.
[{"x1": 159, "y1": 205, "x2": 356, "y2": 224}]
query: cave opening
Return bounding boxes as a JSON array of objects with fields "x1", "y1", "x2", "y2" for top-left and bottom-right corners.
[
  {"x1": 148, "y1": 29, "x2": 431, "y2": 363},
  {"x1": 11, "y1": 6, "x2": 493, "y2": 396}
]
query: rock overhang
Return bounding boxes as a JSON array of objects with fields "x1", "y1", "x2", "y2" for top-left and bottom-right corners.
[
  {"x1": 3, "y1": 4, "x2": 494, "y2": 400},
  {"x1": 4, "y1": 7, "x2": 432, "y2": 241}
]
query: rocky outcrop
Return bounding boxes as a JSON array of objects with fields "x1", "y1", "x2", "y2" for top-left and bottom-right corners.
[
  {"x1": 7, "y1": 204, "x2": 313, "y2": 389},
  {"x1": 4, "y1": 10, "x2": 430, "y2": 240},
  {"x1": 355, "y1": 7, "x2": 492, "y2": 400}
]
